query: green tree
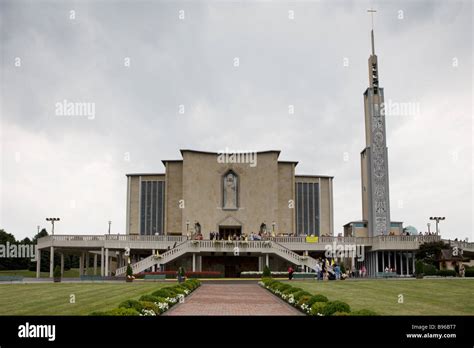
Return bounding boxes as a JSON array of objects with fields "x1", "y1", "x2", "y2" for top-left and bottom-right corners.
[{"x1": 416, "y1": 241, "x2": 448, "y2": 268}]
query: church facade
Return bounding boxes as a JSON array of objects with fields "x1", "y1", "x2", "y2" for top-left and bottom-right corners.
[{"x1": 126, "y1": 150, "x2": 334, "y2": 239}]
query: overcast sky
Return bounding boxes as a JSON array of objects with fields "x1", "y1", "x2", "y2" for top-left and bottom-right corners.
[{"x1": 0, "y1": 0, "x2": 472, "y2": 241}]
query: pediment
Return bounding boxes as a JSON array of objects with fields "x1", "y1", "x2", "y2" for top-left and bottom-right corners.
[{"x1": 217, "y1": 215, "x2": 243, "y2": 227}]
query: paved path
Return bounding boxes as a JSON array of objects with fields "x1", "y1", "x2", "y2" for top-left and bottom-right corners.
[{"x1": 164, "y1": 283, "x2": 303, "y2": 316}]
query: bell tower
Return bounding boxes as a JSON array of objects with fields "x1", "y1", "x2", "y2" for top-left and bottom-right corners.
[{"x1": 361, "y1": 14, "x2": 391, "y2": 236}]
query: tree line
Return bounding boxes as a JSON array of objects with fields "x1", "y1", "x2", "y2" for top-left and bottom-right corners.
[{"x1": 0, "y1": 229, "x2": 80, "y2": 272}]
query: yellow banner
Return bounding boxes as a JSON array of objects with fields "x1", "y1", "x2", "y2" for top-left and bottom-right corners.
[{"x1": 305, "y1": 236, "x2": 319, "y2": 243}]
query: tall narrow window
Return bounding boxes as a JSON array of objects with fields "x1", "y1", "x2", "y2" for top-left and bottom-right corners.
[{"x1": 140, "y1": 181, "x2": 165, "y2": 235}]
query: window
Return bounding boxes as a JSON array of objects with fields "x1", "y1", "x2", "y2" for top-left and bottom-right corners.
[
  {"x1": 295, "y1": 182, "x2": 320, "y2": 236},
  {"x1": 140, "y1": 180, "x2": 165, "y2": 235}
]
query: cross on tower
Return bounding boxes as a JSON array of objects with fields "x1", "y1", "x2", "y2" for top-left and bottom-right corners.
[{"x1": 367, "y1": 8, "x2": 377, "y2": 30}]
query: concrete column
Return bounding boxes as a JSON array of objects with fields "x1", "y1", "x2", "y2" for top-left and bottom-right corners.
[
  {"x1": 382, "y1": 251, "x2": 385, "y2": 271},
  {"x1": 192, "y1": 253, "x2": 196, "y2": 272},
  {"x1": 36, "y1": 248, "x2": 41, "y2": 278},
  {"x1": 94, "y1": 254, "x2": 98, "y2": 275},
  {"x1": 265, "y1": 254, "x2": 269, "y2": 267},
  {"x1": 105, "y1": 248, "x2": 109, "y2": 277},
  {"x1": 79, "y1": 254, "x2": 84, "y2": 276},
  {"x1": 49, "y1": 246, "x2": 54, "y2": 278},
  {"x1": 100, "y1": 248, "x2": 104, "y2": 277},
  {"x1": 85, "y1": 252, "x2": 89, "y2": 275},
  {"x1": 60, "y1": 253, "x2": 64, "y2": 277},
  {"x1": 406, "y1": 252, "x2": 409, "y2": 275},
  {"x1": 388, "y1": 251, "x2": 391, "y2": 269},
  {"x1": 151, "y1": 250, "x2": 155, "y2": 272},
  {"x1": 197, "y1": 255, "x2": 202, "y2": 272},
  {"x1": 412, "y1": 252, "x2": 415, "y2": 275},
  {"x1": 399, "y1": 251, "x2": 403, "y2": 276},
  {"x1": 258, "y1": 256, "x2": 263, "y2": 271},
  {"x1": 375, "y1": 251, "x2": 379, "y2": 275}
]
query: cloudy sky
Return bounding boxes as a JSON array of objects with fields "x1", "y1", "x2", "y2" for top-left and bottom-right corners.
[{"x1": 0, "y1": 0, "x2": 472, "y2": 241}]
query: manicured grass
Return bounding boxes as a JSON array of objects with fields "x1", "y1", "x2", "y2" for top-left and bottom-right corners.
[
  {"x1": 0, "y1": 269, "x2": 81, "y2": 278},
  {"x1": 283, "y1": 279, "x2": 474, "y2": 315},
  {"x1": 0, "y1": 282, "x2": 172, "y2": 315}
]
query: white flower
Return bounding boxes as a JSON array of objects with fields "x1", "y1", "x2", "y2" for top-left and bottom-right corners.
[{"x1": 140, "y1": 309, "x2": 157, "y2": 316}]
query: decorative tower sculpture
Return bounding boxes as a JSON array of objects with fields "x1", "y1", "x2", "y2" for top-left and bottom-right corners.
[{"x1": 361, "y1": 23, "x2": 391, "y2": 236}]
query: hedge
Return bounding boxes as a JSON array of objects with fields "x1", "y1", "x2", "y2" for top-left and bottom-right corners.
[
  {"x1": 465, "y1": 268, "x2": 474, "y2": 277},
  {"x1": 436, "y1": 270, "x2": 456, "y2": 277},
  {"x1": 89, "y1": 279, "x2": 201, "y2": 316},
  {"x1": 259, "y1": 279, "x2": 375, "y2": 316}
]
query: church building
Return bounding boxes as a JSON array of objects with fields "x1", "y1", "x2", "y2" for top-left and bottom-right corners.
[{"x1": 126, "y1": 150, "x2": 334, "y2": 239}]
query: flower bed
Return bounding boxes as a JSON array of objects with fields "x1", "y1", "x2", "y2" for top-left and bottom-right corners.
[
  {"x1": 258, "y1": 278, "x2": 377, "y2": 316},
  {"x1": 89, "y1": 279, "x2": 201, "y2": 316},
  {"x1": 134, "y1": 271, "x2": 223, "y2": 279},
  {"x1": 240, "y1": 271, "x2": 288, "y2": 278}
]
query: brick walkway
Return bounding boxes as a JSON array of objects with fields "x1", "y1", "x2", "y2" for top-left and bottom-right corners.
[{"x1": 164, "y1": 283, "x2": 303, "y2": 316}]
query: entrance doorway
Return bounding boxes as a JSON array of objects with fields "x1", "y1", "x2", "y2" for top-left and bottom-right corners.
[{"x1": 218, "y1": 226, "x2": 241, "y2": 240}]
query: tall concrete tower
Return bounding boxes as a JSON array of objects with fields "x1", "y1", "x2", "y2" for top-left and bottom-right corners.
[{"x1": 360, "y1": 29, "x2": 391, "y2": 236}]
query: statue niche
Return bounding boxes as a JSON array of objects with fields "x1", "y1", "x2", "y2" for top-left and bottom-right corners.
[{"x1": 223, "y1": 171, "x2": 238, "y2": 209}]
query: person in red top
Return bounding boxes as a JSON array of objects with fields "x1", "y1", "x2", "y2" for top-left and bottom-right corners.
[{"x1": 288, "y1": 266, "x2": 294, "y2": 280}]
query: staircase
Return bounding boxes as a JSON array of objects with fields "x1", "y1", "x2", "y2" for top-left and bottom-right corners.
[
  {"x1": 115, "y1": 240, "x2": 190, "y2": 276},
  {"x1": 115, "y1": 239, "x2": 320, "y2": 276},
  {"x1": 271, "y1": 240, "x2": 319, "y2": 270}
]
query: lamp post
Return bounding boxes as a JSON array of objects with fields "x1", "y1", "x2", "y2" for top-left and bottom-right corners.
[
  {"x1": 45, "y1": 218, "x2": 60, "y2": 235},
  {"x1": 427, "y1": 223, "x2": 431, "y2": 234},
  {"x1": 429, "y1": 217, "x2": 445, "y2": 235}
]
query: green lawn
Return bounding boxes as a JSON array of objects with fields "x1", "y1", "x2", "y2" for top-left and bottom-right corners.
[
  {"x1": 0, "y1": 282, "x2": 172, "y2": 315},
  {"x1": 284, "y1": 279, "x2": 474, "y2": 315},
  {"x1": 0, "y1": 269, "x2": 81, "y2": 278}
]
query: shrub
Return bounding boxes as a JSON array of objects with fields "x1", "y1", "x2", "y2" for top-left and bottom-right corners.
[
  {"x1": 106, "y1": 308, "x2": 140, "y2": 316},
  {"x1": 310, "y1": 302, "x2": 327, "y2": 316},
  {"x1": 53, "y1": 265, "x2": 61, "y2": 278},
  {"x1": 423, "y1": 263, "x2": 437, "y2": 276},
  {"x1": 293, "y1": 290, "x2": 312, "y2": 302},
  {"x1": 306, "y1": 294, "x2": 329, "y2": 307},
  {"x1": 181, "y1": 282, "x2": 194, "y2": 291},
  {"x1": 140, "y1": 301, "x2": 160, "y2": 315},
  {"x1": 169, "y1": 286, "x2": 186, "y2": 295},
  {"x1": 262, "y1": 265, "x2": 271, "y2": 278},
  {"x1": 126, "y1": 263, "x2": 133, "y2": 277},
  {"x1": 139, "y1": 295, "x2": 161, "y2": 303},
  {"x1": 351, "y1": 309, "x2": 378, "y2": 316},
  {"x1": 322, "y1": 301, "x2": 351, "y2": 316},
  {"x1": 152, "y1": 288, "x2": 176, "y2": 298},
  {"x1": 118, "y1": 299, "x2": 144, "y2": 312},
  {"x1": 275, "y1": 283, "x2": 291, "y2": 292},
  {"x1": 282, "y1": 287, "x2": 302, "y2": 295},
  {"x1": 437, "y1": 270, "x2": 456, "y2": 277},
  {"x1": 261, "y1": 278, "x2": 276, "y2": 287},
  {"x1": 297, "y1": 295, "x2": 312, "y2": 307},
  {"x1": 465, "y1": 268, "x2": 474, "y2": 277},
  {"x1": 415, "y1": 260, "x2": 424, "y2": 278}
]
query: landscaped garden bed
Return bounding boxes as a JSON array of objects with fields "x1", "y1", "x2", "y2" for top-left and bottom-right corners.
[
  {"x1": 90, "y1": 279, "x2": 201, "y2": 316},
  {"x1": 240, "y1": 271, "x2": 288, "y2": 278},
  {"x1": 259, "y1": 278, "x2": 377, "y2": 316},
  {"x1": 134, "y1": 271, "x2": 223, "y2": 279}
]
